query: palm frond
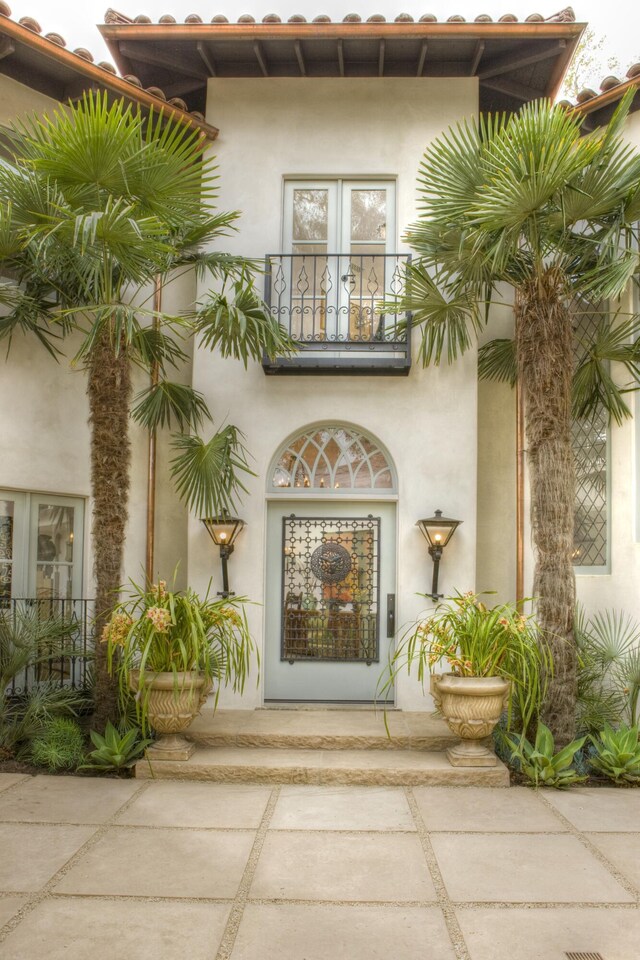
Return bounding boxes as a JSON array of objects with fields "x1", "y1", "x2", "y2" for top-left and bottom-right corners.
[
  {"x1": 170, "y1": 427, "x2": 255, "y2": 519},
  {"x1": 478, "y1": 337, "x2": 517, "y2": 386},
  {"x1": 573, "y1": 313, "x2": 640, "y2": 424},
  {"x1": 131, "y1": 381, "x2": 212, "y2": 432}
]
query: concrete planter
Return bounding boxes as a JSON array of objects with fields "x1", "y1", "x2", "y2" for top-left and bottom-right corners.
[
  {"x1": 432, "y1": 674, "x2": 510, "y2": 767},
  {"x1": 131, "y1": 671, "x2": 210, "y2": 761}
]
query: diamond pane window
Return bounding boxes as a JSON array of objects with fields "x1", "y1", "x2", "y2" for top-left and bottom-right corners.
[
  {"x1": 271, "y1": 425, "x2": 396, "y2": 493},
  {"x1": 572, "y1": 299, "x2": 609, "y2": 568}
]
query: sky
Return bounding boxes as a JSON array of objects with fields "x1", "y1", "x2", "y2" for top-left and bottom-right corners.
[{"x1": 6, "y1": 0, "x2": 640, "y2": 95}]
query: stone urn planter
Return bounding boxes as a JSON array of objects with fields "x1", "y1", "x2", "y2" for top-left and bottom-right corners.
[
  {"x1": 131, "y1": 670, "x2": 210, "y2": 761},
  {"x1": 432, "y1": 673, "x2": 510, "y2": 767}
]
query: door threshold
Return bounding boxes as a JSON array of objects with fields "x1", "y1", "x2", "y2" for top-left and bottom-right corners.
[{"x1": 261, "y1": 700, "x2": 397, "y2": 711}]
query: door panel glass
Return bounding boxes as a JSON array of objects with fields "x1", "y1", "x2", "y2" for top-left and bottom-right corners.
[
  {"x1": 35, "y1": 504, "x2": 76, "y2": 599},
  {"x1": 290, "y1": 245, "x2": 328, "y2": 340},
  {"x1": 282, "y1": 516, "x2": 380, "y2": 662},
  {"x1": 0, "y1": 499, "x2": 14, "y2": 607},
  {"x1": 348, "y1": 244, "x2": 387, "y2": 339},
  {"x1": 293, "y1": 189, "x2": 328, "y2": 242},
  {"x1": 351, "y1": 189, "x2": 387, "y2": 241}
]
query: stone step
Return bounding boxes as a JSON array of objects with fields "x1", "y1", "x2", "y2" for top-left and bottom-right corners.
[
  {"x1": 186, "y1": 709, "x2": 457, "y2": 752},
  {"x1": 134, "y1": 746, "x2": 510, "y2": 787}
]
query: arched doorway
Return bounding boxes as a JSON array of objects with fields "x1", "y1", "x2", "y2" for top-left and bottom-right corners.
[{"x1": 265, "y1": 423, "x2": 397, "y2": 703}]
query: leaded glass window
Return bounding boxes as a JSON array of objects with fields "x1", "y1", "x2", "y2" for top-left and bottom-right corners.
[
  {"x1": 271, "y1": 425, "x2": 396, "y2": 493},
  {"x1": 572, "y1": 300, "x2": 609, "y2": 568}
]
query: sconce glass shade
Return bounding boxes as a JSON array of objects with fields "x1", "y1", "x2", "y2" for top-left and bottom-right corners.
[
  {"x1": 416, "y1": 510, "x2": 462, "y2": 550},
  {"x1": 201, "y1": 516, "x2": 245, "y2": 547}
]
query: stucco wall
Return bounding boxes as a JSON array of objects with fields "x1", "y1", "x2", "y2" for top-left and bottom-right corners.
[
  {"x1": 0, "y1": 74, "x2": 58, "y2": 126},
  {"x1": 192, "y1": 78, "x2": 480, "y2": 708}
]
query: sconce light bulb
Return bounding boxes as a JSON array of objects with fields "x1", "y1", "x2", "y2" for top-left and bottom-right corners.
[
  {"x1": 220, "y1": 532, "x2": 227, "y2": 541},
  {"x1": 434, "y1": 534, "x2": 442, "y2": 543}
]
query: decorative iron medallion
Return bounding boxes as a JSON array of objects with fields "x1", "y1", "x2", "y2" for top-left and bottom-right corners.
[{"x1": 310, "y1": 541, "x2": 352, "y2": 584}]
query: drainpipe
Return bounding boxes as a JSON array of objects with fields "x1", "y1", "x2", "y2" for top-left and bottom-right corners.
[
  {"x1": 145, "y1": 276, "x2": 162, "y2": 585},
  {"x1": 516, "y1": 377, "x2": 525, "y2": 604}
]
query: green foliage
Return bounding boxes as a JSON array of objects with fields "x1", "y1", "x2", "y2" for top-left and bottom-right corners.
[
  {"x1": 104, "y1": 577, "x2": 257, "y2": 733},
  {"x1": 576, "y1": 606, "x2": 640, "y2": 733},
  {"x1": 0, "y1": 608, "x2": 89, "y2": 760},
  {"x1": 30, "y1": 717, "x2": 86, "y2": 771},
  {"x1": 509, "y1": 723, "x2": 587, "y2": 789},
  {"x1": 170, "y1": 428, "x2": 254, "y2": 520},
  {"x1": 378, "y1": 592, "x2": 551, "y2": 731},
  {"x1": 80, "y1": 722, "x2": 152, "y2": 771},
  {"x1": 589, "y1": 723, "x2": 640, "y2": 785}
]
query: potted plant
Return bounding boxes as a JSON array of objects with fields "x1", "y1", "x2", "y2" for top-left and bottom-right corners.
[
  {"x1": 378, "y1": 592, "x2": 551, "y2": 767},
  {"x1": 103, "y1": 578, "x2": 256, "y2": 760}
]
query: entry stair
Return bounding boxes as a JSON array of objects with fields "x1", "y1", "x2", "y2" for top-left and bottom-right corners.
[{"x1": 134, "y1": 709, "x2": 510, "y2": 786}]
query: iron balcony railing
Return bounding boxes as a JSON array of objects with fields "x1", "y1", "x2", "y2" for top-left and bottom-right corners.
[
  {"x1": 263, "y1": 252, "x2": 411, "y2": 373},
  {"x1": 3, "y1": 597, "x2": 94, "y2": 695}
]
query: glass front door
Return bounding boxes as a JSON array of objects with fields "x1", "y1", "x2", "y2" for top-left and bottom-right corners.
[{"x1": 265, "y1": 500, "x2": 396, "y2": 702}]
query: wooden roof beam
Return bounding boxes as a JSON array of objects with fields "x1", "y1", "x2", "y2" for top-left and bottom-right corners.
[
  {"x1": 118, "y1": 41, "x2": 206, "y2": 80},
  {"x1": 478, "y1": 40, "x2": 566, "y2": 80},
  {"x1": 253, "y1": 41, "x2": 269, "y2": 77},
  {"x1": 0, "y1": 38, "x2": 15, "y2": 61},
  {"x1": 416, "y1": 41, "x2": 428, "y2": 77},
  {"x1": 294, "y1": 40, "x2": 306, "y2": 77},
  {"x1": 482, "y1": 76, "x2": 543, "y2": 101},
  {"x1": 196, "y1": 42, "x2": 216, "y2": 78},
  {"x1": 337, "y1": 38, "x2": 345, "y2": 77},
  {"x1": 378, "y1": 39, "x2": 385, "y2": 77},
  {"x1": 469, "y1": 41, "x2": 485, "y2": 76}
]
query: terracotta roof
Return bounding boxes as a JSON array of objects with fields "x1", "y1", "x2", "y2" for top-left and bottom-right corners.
[
  {"x1": 0, "y1": 3, "x2": 217, "y2": 139},
  {"x1": 100, "y1": 8, "x2": 584, "y2": 116},
  {"x1": 560, "y1": 64, "x2": 640, "y2": 128}
]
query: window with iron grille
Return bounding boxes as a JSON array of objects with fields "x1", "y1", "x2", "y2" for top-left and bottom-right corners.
[{"x1": 572, "y1": 299, "x2": 610, "y2": 571}]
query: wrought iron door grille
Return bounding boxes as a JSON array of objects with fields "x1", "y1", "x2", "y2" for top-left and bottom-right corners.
[{"x1": 281, "y1": 515, "x2": 380, "y2": 662}]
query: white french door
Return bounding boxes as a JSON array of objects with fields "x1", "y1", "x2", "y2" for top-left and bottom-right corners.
[
  {"x1": 264, "y1": 499, "x2": 396, "y2": 703},
  {"x1": 282, "y1": 180, "x2": 396, "y2": 342}
]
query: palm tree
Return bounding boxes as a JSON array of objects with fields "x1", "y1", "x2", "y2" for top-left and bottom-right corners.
[
  {"x1": 393, "y1": 92, "x2": 640, "y2": 744},
  {"x1": 0, "y1": 93, "x2": 293, "y2": 728}
]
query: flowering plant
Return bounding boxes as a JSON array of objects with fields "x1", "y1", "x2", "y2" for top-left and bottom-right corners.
[
  {"x1": 378, "y1": 592, "x2": 552, "y2": 729},
  {"x1": 103, "y1": 578, "x2": 256, "y2": 729}
]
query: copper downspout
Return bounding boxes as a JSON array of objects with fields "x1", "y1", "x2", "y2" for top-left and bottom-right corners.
[
  {"x1": 516, "y1": 376, "x2": 525, "y2": 603},
  {"x1": 145, "y1": 276, "x2": 162, "y2": 584}
]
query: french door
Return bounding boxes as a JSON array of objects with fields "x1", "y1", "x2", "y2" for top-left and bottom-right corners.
[
  {"x1": 282, "y1": 180, "x2": 396, "y2": 342},
  {"x1": 264, "y1": 499, "x2": 396, "y2": 702}
]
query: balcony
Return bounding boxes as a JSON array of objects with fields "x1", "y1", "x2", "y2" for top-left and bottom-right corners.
[{"x1": 262, "y1": 253, "x2": 411, "y2": 375}]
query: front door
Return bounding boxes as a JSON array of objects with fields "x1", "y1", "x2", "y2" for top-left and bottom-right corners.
[{"x1": 265, "y1": 499, "x2": 396, "y2": 702}]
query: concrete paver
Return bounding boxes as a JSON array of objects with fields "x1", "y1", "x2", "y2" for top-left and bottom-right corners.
[
  {"x1": 457, "y1": 906, "x2": 640, "y2": 960},
  {"x1": 0, "y1": 774, "x2": 29, "y2": 794},
  {"x1": 544, "y1": 786, "x2": 640, "y2": 831},
  {"x1": 0, "y1": 774, "x2": 140, "y2": 824},
  {"x1": 587, "y1": 832, "x2": 640, "y2": 891},
  {"x1": 55, "y1": 825, "x2": 255, "y2": 899},
  {"x1": 0, "y1": 897, "x2": 230, "y2": 960},
  {"x1": 0, "y1": 769, "x2": 638, "y2": 960},
  {"x1": 250, "y1": 830, "x2": 437, "y2": 902},
  {"x1": 0, "y1": 823, "x2": 96, "y2": 892},
  {"x1": 413, "y1": 785, "x2": 567, "y2": 832},
  {"x1": 230, "y1": 903, "x2": 457, "y2": 960},
  {"x1": 270, "y1": 784, "x2": 416, "y2": 831},
  {"x1": 430, "y1": 832, "x2": 634, "y2": 903},
  {"x1": 116, "y1": 781, "x2": 272, "y2": 829}
]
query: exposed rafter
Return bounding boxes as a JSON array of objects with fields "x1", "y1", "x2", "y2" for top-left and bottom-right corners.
[
  {"x1": 294, "y1": 40, "x2": 306, "y2": 77},
  {"x1": 118, "y1": 41, "x2": 206, "y2": 80},
  {"x1": 478, "y1": 40, "x2": 566, "y2": 80},
  {"x1": 416, "y1": 41, "x2": 428, "y2": 77},
  {"x1": 378, "y1": 39, "x2": 385, "y2": 77},
  {"x1": 469, "y1": 41, "x2": 485, "y2": 76},
  {"x1": 196, "y1": 41, "x2": 216, "y2": 78},
  {"x1": 482, "y1": 76, "x2": 542, "y2": 101},
  {"x1": 253, "y1": 40, "x2": 269, "y2": 77},
  {"x1": 0, "y1": 38, "x2": 15, "y2": 61},
  {"x1": 337, "y1": 38, "x2": 345, "y2": 78}
]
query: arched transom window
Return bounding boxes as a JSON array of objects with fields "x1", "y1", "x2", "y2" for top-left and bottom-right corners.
[{"x1": 271, "y1": 424, "x2": 396, "y2": 493}]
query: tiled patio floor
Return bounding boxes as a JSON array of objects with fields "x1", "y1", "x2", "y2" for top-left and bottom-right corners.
[{"x1": 0, "y1": 773, "x2": 638, "y2": 959}]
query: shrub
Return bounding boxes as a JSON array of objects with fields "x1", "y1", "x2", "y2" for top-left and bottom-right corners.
[
  {"x1": 589, "y1": 723, "x2": 640, "y2": 785},
  {"x1": 30, "y1": 717, "x2": 86, "y2": 771},
  {"x1": 509, "y1": 723, "x2": 586, "y2": 789},
  {"x1": 80, "y1": 722, "x2": 152, "y2": 771},
  {"x1": 576, "y1": 607, "x2": 640, "y2": 733}
]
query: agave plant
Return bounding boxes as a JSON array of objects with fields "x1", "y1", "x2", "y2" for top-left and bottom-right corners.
[
  {"x1": 0, "y1": 608, "x2": 89, "y2": 760},
  {"x1": 80, "y1": 722, "x2": 152, "y2": 771},
  {"x1": 589, "y1": 723, "x2": 640, "y2": 785},
  {"x1": 509, "y1": 723, "x2": 587, "y2": 789}
]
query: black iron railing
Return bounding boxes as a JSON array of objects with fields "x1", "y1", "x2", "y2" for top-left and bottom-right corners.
[
  {"x1": 3, "y1": 598, "x2": 94, "y2": 695},
  {"x1": 263, "y1": 253, "x2": 411, "y2": 373}
]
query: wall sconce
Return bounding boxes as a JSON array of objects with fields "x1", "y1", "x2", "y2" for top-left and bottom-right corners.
[
  {"x1": 416, "y1": 510, "x2": 462, "y2": 602},
  {"x1": 201, "y1": 516, "x2": 245, "y2": 599}
]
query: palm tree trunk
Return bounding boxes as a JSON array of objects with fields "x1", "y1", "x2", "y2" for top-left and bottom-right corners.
[
  {"x1": 516, "y1": 272, "x2": 577, "y2": 745},
  {"x1": 88, "y1": 329, "x2": 131, "y2": 730}
]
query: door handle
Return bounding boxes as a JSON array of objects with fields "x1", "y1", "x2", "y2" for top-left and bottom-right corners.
[{"x1": 386, "y1": 594, "x2": 396, "y2": 638}]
